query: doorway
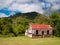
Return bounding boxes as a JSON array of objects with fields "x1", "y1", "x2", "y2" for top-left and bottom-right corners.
[{"x1": 42, "y1": 31, "x2": 44, "y2": 37}]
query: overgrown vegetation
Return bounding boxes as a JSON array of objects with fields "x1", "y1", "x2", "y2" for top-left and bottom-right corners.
[{"x1": 0, "y1": 12, "x2": 60, "y2": 37}]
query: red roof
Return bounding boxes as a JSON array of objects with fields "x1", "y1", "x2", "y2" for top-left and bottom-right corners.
[{"x1": 30, "y1": 24, "x2": 52, "y2": 29}]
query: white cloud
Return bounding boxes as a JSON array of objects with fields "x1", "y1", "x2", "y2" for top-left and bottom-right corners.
[
  {"x1": 0, "y1": 0, "x2": 44, "y2": 14},
  {"x1": 15, "y1": 0, "x2": 40, "y2": 4},
  {"x1": 45, "y1": 0, "x2": 60, "y2": 3},
  {"x1": 0, "y1": 0, "x2": 60, "y2": 15},
  {"x1": 52, "y1": 4, "x2": 60, "y2": 10},
  {"x1": 8, "y1": 3, "x2": 44, "y2": 14},
  {"x1": 15, "y1": 0, "x2": 32, "y2": 3},
  {"x1": 0, "y1": 13, "x2": 8, "y2": 18},
  {"x1": 45, "y1": 0, "x2": 60, "y2": 10},
  {"x1": 0, "y1": 0, "x2": 14, "y2": 9},
  {"x1": 46, "y1": 3, "x2": 51, "y2": 7}
]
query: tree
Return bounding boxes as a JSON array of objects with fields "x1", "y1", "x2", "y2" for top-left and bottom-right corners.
[
  {"x1": 12, "y1": 16, "x2": 29, "y2": 36},
  {"x1": 33, "y1": 14, "x2": 49, "y2": 24},
  {"x1": 50, "y1": 12, "x2": 60, "y2": 37}
]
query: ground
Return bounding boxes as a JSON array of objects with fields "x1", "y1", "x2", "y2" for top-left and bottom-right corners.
[{"x1": 0, "y1": 36, "x2": 60, "y2": 45}]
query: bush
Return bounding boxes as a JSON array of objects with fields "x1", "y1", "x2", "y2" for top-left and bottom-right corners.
[{"x1": 6, "y1": 33, "x2": 15, "y2": 37}]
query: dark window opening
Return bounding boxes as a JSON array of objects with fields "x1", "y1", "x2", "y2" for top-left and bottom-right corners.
[
  {"x1": 36, "y1": 30, "x2": 38, "y2": 34},
  {"x1": 47, "y1": 30, "x2": 49, "y2": 34},
  {"x1": 42, "y1": 31, "x2": 44, "y2": 35}
]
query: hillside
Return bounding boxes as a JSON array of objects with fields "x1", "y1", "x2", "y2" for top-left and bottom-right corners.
[
  {"x1": 9, "y1": 12, "x2": 40, "y2": 19},
  {"x1": 0, "y1": 12, "x2": 60, "y2": 37}
]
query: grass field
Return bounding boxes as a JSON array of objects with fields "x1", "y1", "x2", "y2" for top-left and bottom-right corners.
[{"x1": 0, "y1": 36, "x2": 60, "y2": 45}]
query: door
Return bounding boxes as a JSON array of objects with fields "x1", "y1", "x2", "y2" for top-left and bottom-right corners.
[{"x1": 42, "y1": 31, "x2": 44, "y2": 37}]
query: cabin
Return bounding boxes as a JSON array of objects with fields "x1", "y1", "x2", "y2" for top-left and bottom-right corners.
[{"x1": 25, "y1": 24, "x2": 53, "y2": 38}]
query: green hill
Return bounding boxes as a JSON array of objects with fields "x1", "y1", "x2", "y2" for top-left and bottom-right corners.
[{"x1": 0, "y1": 12, "x2": 60, "y2": 37}]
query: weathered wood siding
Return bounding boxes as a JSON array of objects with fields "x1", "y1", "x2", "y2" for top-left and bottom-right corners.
[{"x1": 25, "y1": 28, "x2": 52, "y2": 38}]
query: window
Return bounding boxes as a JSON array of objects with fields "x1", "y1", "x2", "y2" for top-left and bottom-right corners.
[
  {"x1": 47, "y1": 30, "x2": 49, "y2": 34},
  {"x1": 36, "y1": 30, "x2": 38, "y2": 34}
]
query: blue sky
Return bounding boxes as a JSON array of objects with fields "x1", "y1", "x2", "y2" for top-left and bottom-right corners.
[{"x1": 0, "y1": 0, "x2": 60, "y2": 17}]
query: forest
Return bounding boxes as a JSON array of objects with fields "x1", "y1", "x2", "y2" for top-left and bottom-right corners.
[{"x1": 0, "y1": 12, "x2": 60, "y2": 37}]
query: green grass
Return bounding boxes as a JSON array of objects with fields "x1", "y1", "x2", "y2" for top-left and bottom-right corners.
[{"x1": 0, "y1": 36, "x2": 60, "y2": 45}]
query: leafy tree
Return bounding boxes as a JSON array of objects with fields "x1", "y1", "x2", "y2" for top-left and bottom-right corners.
[
  {"x1": 50, "y1": 12, "x2": 60, "y2": 37},
  {"x1": 12, "y1": 16, "x2": 29, "y2": 36},
  {"x1": 33, "y1": 14, "x2": 49, "y2": 24}
]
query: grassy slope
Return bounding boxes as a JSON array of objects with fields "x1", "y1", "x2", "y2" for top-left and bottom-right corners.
[{"x1": 0, "y1": 36, "x2": 60, "y2": 45}]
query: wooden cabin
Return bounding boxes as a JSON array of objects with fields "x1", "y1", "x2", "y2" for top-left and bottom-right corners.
[{"x1": 25, "y1": 24, "x2": 52, "y2": 38}]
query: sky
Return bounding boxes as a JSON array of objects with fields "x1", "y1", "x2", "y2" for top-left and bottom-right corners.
[{"x1": 0, "y1": 0, "x2": 60, "y2": 18}]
